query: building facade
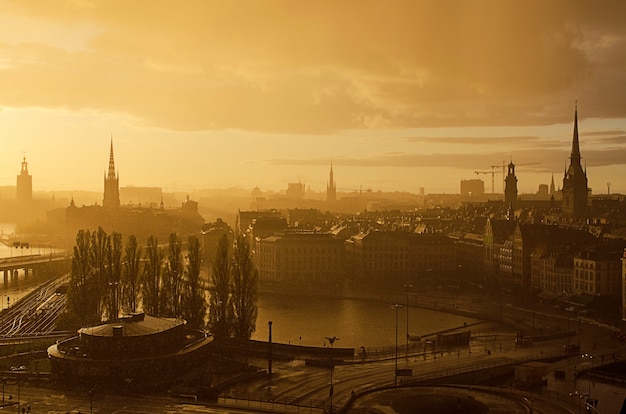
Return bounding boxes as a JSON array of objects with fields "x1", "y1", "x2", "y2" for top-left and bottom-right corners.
[{"x1": 257, "y1": 232, "x2": 344, "y2": 290}]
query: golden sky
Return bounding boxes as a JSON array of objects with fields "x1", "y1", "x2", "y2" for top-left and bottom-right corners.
[{"x1": 0, "y1": 0, "x2": 625, "y2": 195}]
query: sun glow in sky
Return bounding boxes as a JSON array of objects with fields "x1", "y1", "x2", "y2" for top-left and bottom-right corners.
[{"x1": 0, "y1": 1, "x2": 625, "y2": 195}]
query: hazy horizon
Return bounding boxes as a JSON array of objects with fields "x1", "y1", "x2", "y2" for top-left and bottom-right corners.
[{"x1": 1, "y1": 1, "x2": 625, "y2": 195}]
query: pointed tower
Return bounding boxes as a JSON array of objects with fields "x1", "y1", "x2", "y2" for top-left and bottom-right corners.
[
  {"x1": 103, "y1": 139, "x2": 120, "y2": 208},
  {"x1": 561, "y1": 102, "x2": 588, "y2": 220},
  {"x1": 326, "y1": 161, "x2": 336, "y2": 202},
  {"x1": 504, "y1": 160, "x2": 518, "y2": 211},
  {"x1": 549, "y1": 173, "x2": 555, "y2": 196},
  {"x1": 16, "y1": 155, "x2": 33, "y2": 204}
]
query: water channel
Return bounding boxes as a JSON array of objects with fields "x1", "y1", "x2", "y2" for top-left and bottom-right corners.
[{"x1": 252, "y1": 291, "x2": 478, "y2": 349}]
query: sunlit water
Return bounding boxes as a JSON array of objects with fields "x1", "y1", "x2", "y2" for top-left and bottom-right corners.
[{"x1": 253, "y1": 291, "x2": 478, "y2": 349}]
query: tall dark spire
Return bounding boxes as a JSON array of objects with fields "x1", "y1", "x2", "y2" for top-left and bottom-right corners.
[
  {"x1": 326, "y1": 161, "x2": 337, "y2": 202},
  {"x1": 103, "y1": 137, "x2": 120, "y2": 208},
  {"x1": 562, "y1": 100, "x2": 588, "y2": 220},
  {"x1": 570, "y1": 100, "x2": 581, "y2": 165},
  {"x1": 107, "y1": 138, "x2": 117, "y2": 180}
]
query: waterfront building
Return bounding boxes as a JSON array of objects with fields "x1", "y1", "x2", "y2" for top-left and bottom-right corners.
[
  {"x1": 531, "y1": 248, "x2": 573, "y2": 294},
  {"x1": 257, "y1": 231, "x2": 344, "y2": 290},
  {"x1": 573, "y1": 247, "x2": 623, "y2": 298},
  {"x1": 345, "y1": 231, "x2": 456, "y2": 290},
  {"x1": 512, "y1": 223, "x2": 596, "y2": 287}
]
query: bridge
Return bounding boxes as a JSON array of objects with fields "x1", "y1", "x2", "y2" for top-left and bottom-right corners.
[{"x1": 0, "y1": 254, "x2": 70, "y2": 285}]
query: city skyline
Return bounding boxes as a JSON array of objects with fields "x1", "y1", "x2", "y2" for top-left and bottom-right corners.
[{"x1": 1, "y1": 1, "x2": 625, "y2": 195}]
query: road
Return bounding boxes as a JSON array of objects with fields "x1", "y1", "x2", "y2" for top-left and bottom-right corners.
[{"x1": 5, "y1": 281, "x2": 626, "y2": 413}]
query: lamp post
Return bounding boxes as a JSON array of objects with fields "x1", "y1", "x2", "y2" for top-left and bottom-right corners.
[
  {"x1": 404, "y1": 282, "x2": 413, "y2": 362},
  {"x1": 325, "y1": 336, "x2": 339, "y2": 413},
  {"x1": 391, "y1": 304, "x2": 402, "y2": 385}
]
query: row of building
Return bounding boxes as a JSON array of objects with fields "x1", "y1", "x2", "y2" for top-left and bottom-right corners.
[{"x1": 217, "y1": 204, "x2": 625, "y2": 319}]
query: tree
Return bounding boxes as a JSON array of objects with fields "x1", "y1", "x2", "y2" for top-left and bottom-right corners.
[
  {"x1": 231, "y1": 234, "x2": 258, "y2": 339},
  {"x1": 161, "y1": 233, "x2": 184, "y2": 317},
  {"x1": 90, "y1": 227, "x2": 110, "y2": 318},
  {"x1": 182, "y1": 235, "x2": 206, "y2": 329},
  {"x1": 208, "y1": 234, "x2": 232, "y2": 336},
  {"x1": 121, "y1": 235, "x2": 142, "y2": 314},
  {"x1": 142, "y1": 236, "x2": 163, "y2": 316},
  {"x1": 64, "y1": 229, "x2": 100, "y2": 327},
  {"x1": 104, "y1": 231, "x2": 122, "y2": 321}
]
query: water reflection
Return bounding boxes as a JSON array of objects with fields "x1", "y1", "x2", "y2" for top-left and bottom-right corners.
[{"x1": 254, "y1": 292, "x2": 478, "y2": 349}]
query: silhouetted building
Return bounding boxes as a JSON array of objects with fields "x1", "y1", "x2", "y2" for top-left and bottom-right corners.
[
  {"x1": 257, "y1": 232, "x2": 344, "y2": 290},
  {"x1": 47, "y1": 312, "x2": 211, "y2": 388},
  {"x1": 562, "y1": 104, "x2": 589, "y2": 220},
  {"x1": 51, "y1": 142, "x2": 204, "y2": 245},
  {"x1": 345, "y1": 231, "x2": 457, "y2": 290},
  {"x1": 327, "y1": 162, "x2": 337, "y2": 202},
  {"x1": 285, "y1": 182, "x2": 305, "y2": 200},
  {"x1": 16, "y1": 156, "x2": 32, "y2": 204},
  {"x1": 504, "y1": 161, "x2": 518, "y2": 211},
  {"x1": 201, "y1": 218, "x2": 234, "y2": 270},
  {"x1": 460, "y1": 179, "x2": 484, "y2": 198},
  {"x1": 103, "y1": 139, "x2": 120, "y2": 209}
]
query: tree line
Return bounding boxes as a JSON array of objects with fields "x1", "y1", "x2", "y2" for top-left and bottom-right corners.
[{"x1": 59, "y1": 228, "x2": 258, "y2": 340}]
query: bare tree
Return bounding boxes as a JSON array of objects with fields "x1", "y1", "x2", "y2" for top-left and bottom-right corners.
[
  {"x1": 142, "y1": 236, "x2": 163, "y2": 316},
  {"x1": 90, "y1": 227, "x2": 110, "y2": 319},
  {"x1": 121, "y1": 234, "x2": 142, "y2": 314},
  {"x1": 208, "y1": 234, "x2": 232, "y2": 336},
  {"x1": 64, "y1": 229, "x2": 100, "y2": 328},
  {"x1": 162, "y1": 233, "x2": 184, "y2": 317},
  {"x1": 182, "y1": 235, "x2": 206, "y2": 329},
  {"x1": 231, "y1": 233, "x2": 258, "y2": 339},
  {"x1": 104, "y1": 231, "x2": 122, "y2": 321}
]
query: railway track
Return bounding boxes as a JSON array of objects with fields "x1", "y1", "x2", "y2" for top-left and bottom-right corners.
[{"x1": 0, "y1": 274, "x2": 70, "y2": 338}]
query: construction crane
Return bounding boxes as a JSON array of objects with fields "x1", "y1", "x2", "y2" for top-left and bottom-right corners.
[
  {"x1": 493, "y1": 161, "x2": 541, "y2": 193},
  {"x1": 474, "y1": 169, "x2": 502, "y2": 195},
  {"x1": 475, "y1": 161, "x2": 542, "y2": 195}
]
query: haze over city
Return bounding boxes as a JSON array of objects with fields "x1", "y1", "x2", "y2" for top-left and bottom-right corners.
[{"x1": 1, "y1": 0, "x2": 625, "y2": 195}]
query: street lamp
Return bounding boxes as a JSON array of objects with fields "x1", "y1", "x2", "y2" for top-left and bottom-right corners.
[
  {"x1": 325, "y1": 336, "x2": 339, "y2": 413},
  {"x1": 404, "y1": 282, "x2": 413, "y2": 362},
  {"x1": 391, "y1": 304, "x2": 402, "y2": 385}
]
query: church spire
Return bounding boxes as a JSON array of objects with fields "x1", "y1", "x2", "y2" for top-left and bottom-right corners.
[
  {"x1": 326, "y1": 161, "x2": 337, "y2": 202},
  {"x1": 103, "y1": 137, "x2": 120, "y2": 208},
  {"x1": 107, "y1": 138, "x2": 117, "y2": 180},
  {"x1": 570, "y1": 100, "x2": 581, "y2": 166}
]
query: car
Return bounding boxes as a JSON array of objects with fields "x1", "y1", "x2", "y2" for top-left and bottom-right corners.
[
  {"x1": 563, "y1": 343, "x2": 580, "y2": 352},
  {"x1": 10, "y1": 365, "x2": 26, "y2": 371}
]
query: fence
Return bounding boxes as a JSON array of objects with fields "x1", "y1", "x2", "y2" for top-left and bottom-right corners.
[{"x1": 220, "y1": 389, "x2": 327, "y2": 413}]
